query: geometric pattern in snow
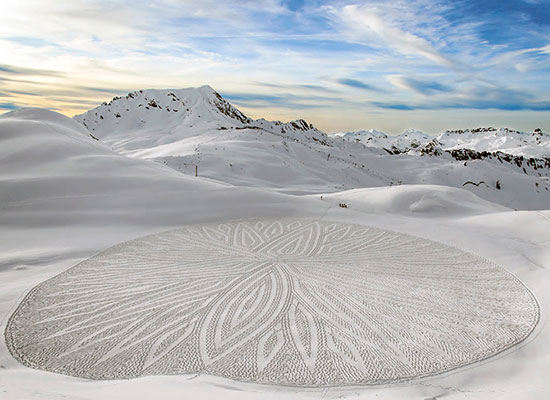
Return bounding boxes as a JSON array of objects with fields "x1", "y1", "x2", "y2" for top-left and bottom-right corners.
[{"x1": 5, "y1": 219, "x2": 539, "y2": 386}]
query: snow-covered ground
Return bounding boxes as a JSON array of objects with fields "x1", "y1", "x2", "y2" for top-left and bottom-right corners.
[
  {"x1": 1, "y1": 91, "x2": 549, "y2": 399},
  {"x1": 335, "y1": 128, "x2": 432, "y2": 153},
  {"x1": 336, "y1": 127, "x2": 550, "y2": 159},
  {"x1": 72, "y1": 87, "x2": 550, "y2": 209}
]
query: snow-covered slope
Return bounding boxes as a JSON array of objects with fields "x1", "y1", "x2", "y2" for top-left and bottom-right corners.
[
  {"x1": 336, "y1": 128, "x2": 431, "y2": 153},
  {"x1": 1, "y1": 107, "x2": 220, "y2": 209},
  {"x1": 74, "y1": 85, "x2": 331, "y2": 155},
  {"x1": 2, "y1": 107, "x2": 550, "y2": 400},
  {"x1": 337, "y1": 126, "x2": 550, "y2": 158},
  {"x1": 74, "y1": 87, "x2": 399, "y2": 193},
  {"x1": 337, "y1": 128, "x2": 389, "y2": 145},
  {"x1": 314, "y1": 185, "x2": 510, "y2": 218},
  {"x1": 74, "y1": 86, "x2": 250, "y2": 148},
  {"x1": 74, "y1": 87, "x2": 550, "y2": 209},
  {"x1": 0, "y1": 108, "x2": 327, "y2": 267},
  {"x1": 437, "y1": 127, "x2": 550, "y2": 158}
]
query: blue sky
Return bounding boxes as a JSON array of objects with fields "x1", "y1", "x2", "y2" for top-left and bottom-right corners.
[{"x1": 0, "y1": 0, "x2": 549, "y2": 133}]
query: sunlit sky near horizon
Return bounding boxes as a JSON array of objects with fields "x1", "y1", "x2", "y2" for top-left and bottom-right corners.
[{"x1": 1, "y1": 0, "x2": 549, "y2": 134}]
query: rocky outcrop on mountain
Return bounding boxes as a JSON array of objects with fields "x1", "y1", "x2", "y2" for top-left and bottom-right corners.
[
  {"x1": 72, "y1": 86, "x2": 550, "y2": 208},
  {"x1": 338, "y1": 126, "x2": 550, "y2": 159}
]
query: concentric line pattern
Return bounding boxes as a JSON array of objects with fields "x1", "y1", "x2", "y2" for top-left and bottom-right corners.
[{"x1": 5, "y1": 219, "x2": 538, "y2": 386}]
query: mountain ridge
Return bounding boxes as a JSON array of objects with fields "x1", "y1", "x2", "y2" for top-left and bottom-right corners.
[
  {"x1": 337, "y1": 126, "x2": 549, "y2": 159},
  {"x1": 70, "y1": 86, "x2": 550, "y2": 209}
]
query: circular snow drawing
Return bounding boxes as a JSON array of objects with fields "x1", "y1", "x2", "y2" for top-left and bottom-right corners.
[{"x1": 6, "y1": 219, "x2": 538, "y2": 386}]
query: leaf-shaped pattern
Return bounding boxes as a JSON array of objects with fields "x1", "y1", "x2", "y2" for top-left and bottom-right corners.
[
  {"x1": 288, "y1": 302, "x2": 319, "y2": 372},
  {"x1": 198, "y1": 265, "x2": 289, "y2": 365},
  {"x1": 5, "y1": 218, "x2": 539, "y2": 386},
  {"x1": 327, "y1": 328, "x2": 365, "y2": 370},
  {"x1": 257, "y1": 325, "x2": 284, "y2": 373}
]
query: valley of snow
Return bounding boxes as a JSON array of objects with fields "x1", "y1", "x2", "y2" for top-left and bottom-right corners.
[
  {"x1": 73, "y1": 86, "x2": 550, "y2": 209},
  {"x1": 1, "y1": 88, "x2": 549, "y2": 399}
]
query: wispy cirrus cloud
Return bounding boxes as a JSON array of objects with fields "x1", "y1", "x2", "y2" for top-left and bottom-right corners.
[
  {"x1": 254, "y1": 81, "x2": 338, "y2": 94},
  {"x1": 335, "y1": 78, "x2": 384, "y2": 92},
  {"x1": 374, "y1": 86, "x2": 550, "y2": 111},
  {"x1": 0, "y1": 0, "x2": 548, "y2": 133},
  {"x1": 0, "y1": 63, "x2": 63, "y2": 77},
  {"x1": 331, "y1": 4, "x2": 460, "y2": 69},
  {"x1": 223, "y1": 91, "x2": 349, "y2": 110},
  {"x1": 0, "y1": 103, "x2": 19, "y2": 110},
  {"x1": 388, "y1": 75, "x2": 452, "y2": 94},
  {"x1": 373, "y1": 100, "x2": 550, "y2": 112}
]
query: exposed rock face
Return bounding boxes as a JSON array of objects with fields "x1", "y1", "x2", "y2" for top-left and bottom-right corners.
[
  {"x1": 72, "y1": 87, "x2": 550, "y2": 208},
  {"x1": 212, "y1": 91, "x2": 251, "y2": 124},
  {"x1": 338, "y1": 126, "x2": 550, "y2": 159},
  {"x1": 75, "y1": 86, "x2": 253, "y2": 137}
]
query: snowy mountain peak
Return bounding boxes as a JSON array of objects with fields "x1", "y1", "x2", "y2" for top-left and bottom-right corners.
[
  {"x1": 436, "y1": 127, "x2": 550, "y2": 158},
  {"x1": 333, "y1": 130, "x2": 389, "y2": 148},
  {"x1": 73, "y1": 86, "x2": 334, "y2": 176},
  {"x1": 531, "y1": 128, "x2": 547, "y2": 137},
  {"x1": 341, "y1": 129, "x2": 388, "y2": 138},
  {"x1": 74, "y1": 86, "x2": 251, "y2": 139},
  {"x1": 335, "y1": 128, "x2": 432, "y2": 152},
  {"x1": 443, "y1": 127, "x2": 497, "y2": 135},
  {"x1": 400, "y1": 128, "x2": 429, "y2": 138},
  {"x1": 337, "y1": 126, "x2": 549, "y2": 159},
  {"x1": 442, "y1": 127, "x2": 528, "y2": 136}
]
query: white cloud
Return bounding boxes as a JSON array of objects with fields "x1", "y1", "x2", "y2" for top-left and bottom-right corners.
[
  {"x1": 515, "y1": 63, "x2": 530, "y2": 73},
  {"x1": 331, "y1": 4, "x2": 457, "y2": 68},
  {"x1": 0, "y1": 0, "x2": 548, "y2": 133},
  {"x1": 488, "y1": 43, "x2": 550, "y2": 65}
]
